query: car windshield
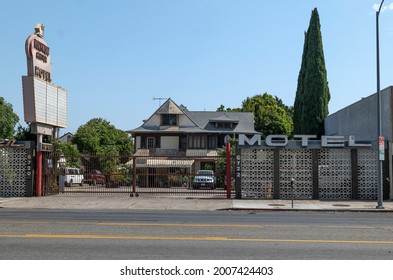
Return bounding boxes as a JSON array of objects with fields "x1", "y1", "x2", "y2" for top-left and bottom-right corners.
[{"x1": 197, "y1": 170, "x2": 213, "y2": 175}]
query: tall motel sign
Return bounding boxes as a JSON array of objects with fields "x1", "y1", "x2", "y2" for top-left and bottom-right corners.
[
  {"x1": 22, "y1": 23, "x2": 68, "y2": 196},
  {"x1": 1, "y1": 23, "x2": 66, "y2": 197}
]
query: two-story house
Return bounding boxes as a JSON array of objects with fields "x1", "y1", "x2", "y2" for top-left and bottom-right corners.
[{"x1": 126, "y1": 98, "x2": 258, "y2": 187}]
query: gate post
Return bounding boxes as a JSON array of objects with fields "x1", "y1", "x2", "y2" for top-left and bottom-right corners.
[
  {"x1": 235, "y1": 148, "x2": 242, "y2": 199},
  {"x1": 226, "y1": 141, "x2": 231, "y2": 199},
  {"x1": 312, "y1": 150, "x2": 319, "y2": 199},
  {"x1": 36, "y1": 134, "x2": 43, "y2": 197},
  {"x1": 25, "y1": 142, "x2": 34, "y2": 197},
  {"x1": 351, "y1": 149, "x2": 359, "y2": 199},
  {"x1": 389, "y1": 142, "x2": 393, "y2": 200},
  {"x1": 273, "y1": 149, "x2": 280, "y2": 199},
  {"x1": 132, "y1": 156, "x2": 136, "y2": 196}
]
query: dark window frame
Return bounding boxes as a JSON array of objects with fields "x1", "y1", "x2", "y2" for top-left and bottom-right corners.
[
  {"x1": 188, "y1": 135, "x2": 207, "y2": 149},
  {"x1": 161, "y1": 114, "x2": 178, "y2": 126}
]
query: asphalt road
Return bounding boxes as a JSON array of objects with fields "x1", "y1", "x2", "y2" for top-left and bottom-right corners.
[{"x1": 1, "y1": 209, "x2": 393, "y2": 260}]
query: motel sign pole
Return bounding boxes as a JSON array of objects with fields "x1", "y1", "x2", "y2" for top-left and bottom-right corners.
[{"x1": 376, "y1": 0, "x2": 385, "y2": 209}]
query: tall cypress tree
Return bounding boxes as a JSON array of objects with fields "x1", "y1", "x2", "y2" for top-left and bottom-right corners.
[{"x1": 294, "y1": 8, "x2": 330, "y2": 137}]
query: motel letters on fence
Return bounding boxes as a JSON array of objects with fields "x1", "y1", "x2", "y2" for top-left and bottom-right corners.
[{"x1": 235, "y1": 134, "x2": 376, "y2": 200}]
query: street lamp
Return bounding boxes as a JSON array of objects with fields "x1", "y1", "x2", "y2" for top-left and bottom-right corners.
[{"x1": 376, "y1": 0, "x2": 385, "y2": 209}]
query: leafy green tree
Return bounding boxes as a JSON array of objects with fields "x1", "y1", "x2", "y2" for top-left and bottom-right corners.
[
  {"x1": 294, "y1": 8, "x2": 330, "y2": 137},
  {"x1": 15, "y1": 124, "x2": 35, "y2": 141},
  {"x1": 0, "y1": 97, "x2": 19, "y2": 138},
  {"x1": 241, "y1": 93, "x2": 293, "y2": 138},
  {"x1": 72, "y1": 118, "x2": 133, "y2": 186},
  {"x1": 72, "y1": 118, "x2": 133, "y2": 156},
  {"x1": 217, "y1": 94, "x2": 293, "y2": 138},
  {"x1": 217, "y1": 105, "x2": 226, "y2": 112},
  {"x1": 216, "y1": 105, "x2": 241, "y2": 112},
  {"x1": 53, "y1": 141, "x2": 80, "y2": 167}
]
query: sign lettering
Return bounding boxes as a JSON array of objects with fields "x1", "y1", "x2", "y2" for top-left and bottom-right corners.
[
  {"x1": 238, "y1": 134, "x2": 261, "y2": 146},
  {"x1": 34, "y1": 66, "x2": 51, "y2": 82},
  {"x1": 238, "y1": 134, "x2": 372, "y2": 148},
  {"x1": 33, "y1": 39, "x2": 50, "y2": 56},
  {"x1": 266, "y1": 135, "x2": 288, "y2": 147},
  {"x1": 294, "y1": 135, "x2": 317, "y2": 146},
  {"x1": 0, "y1": 138, "x2": 23, "y2": 147},
  {"x1": 25, "y1": 23, "x2": 52, "y2": 82}
]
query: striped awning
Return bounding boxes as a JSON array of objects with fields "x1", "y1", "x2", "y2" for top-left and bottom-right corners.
[{"x1": 127, "y1": 158, "x2": 194, "y2": 168}]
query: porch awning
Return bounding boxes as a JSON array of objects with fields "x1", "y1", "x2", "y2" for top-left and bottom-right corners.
[{"x1": 127, "y1": 158, "x2": 194, "y2": 168}]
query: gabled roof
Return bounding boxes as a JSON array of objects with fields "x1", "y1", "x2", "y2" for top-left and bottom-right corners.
[
  {"x1": 58, "y1": 132, "x2": 73, "y2": 143},
  {"x1": 156, "y1": 99, "x2": 184, "y2": 115},
  {"x1": 127, "y1": 99, "x2": 258, "y2": 135}
]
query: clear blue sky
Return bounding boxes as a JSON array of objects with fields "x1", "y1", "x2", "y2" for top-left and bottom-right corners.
[{"x1": 1, "y1": 0, "x2": 393, "y2": 135}]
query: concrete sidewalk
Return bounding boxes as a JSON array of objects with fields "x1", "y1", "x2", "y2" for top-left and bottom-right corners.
[{"x1": 1, "y1": 194, "x2": 393, "y2": 212}]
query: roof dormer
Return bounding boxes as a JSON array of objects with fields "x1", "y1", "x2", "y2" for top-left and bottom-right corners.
[{"x1": 209, "y1": 114, "x2": 239, "y2": 128}]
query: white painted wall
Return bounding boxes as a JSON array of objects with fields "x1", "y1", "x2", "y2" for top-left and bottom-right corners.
[{"x1": 161, "y1": 136, "x2": 179, "y2": 149}]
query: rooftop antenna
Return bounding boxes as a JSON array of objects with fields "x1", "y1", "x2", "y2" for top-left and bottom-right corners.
[{"x1": 153, "y1": 97, "x2": 168, "y2": 107}]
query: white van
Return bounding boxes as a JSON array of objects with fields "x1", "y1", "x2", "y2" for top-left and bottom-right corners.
[{"x1": 59, "y1": 167, "x2": 84, "y2": 188}]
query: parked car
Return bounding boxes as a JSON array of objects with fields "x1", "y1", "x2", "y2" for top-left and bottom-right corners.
[
  {"x1": 59, "y1": 167, "x2": 84, "y2": 187},
  {"x1": 83, "y1": 169, "x2": 106, "y2": 186},
  {"x1": 193, "y1": 170, "x2": 216, "y2": 189}
]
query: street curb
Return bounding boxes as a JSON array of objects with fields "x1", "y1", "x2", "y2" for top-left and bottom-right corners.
[{"x1": 220, "y1": 208, "x2": 393, "y2": 213}]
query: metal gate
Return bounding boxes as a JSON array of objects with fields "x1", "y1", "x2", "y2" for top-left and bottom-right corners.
[{"x1": 43, "y1": 153, "x2": 234, "y2": 197}]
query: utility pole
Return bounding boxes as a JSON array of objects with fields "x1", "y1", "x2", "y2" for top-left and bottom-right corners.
[{"x1": 376, "y1": 0, "x2": 385, "y2": 209}]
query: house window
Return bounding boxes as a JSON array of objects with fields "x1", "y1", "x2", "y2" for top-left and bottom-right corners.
[
  {"x1": 207, "y1": 135, "x2": 217, "y2": 149},
  {"x1": 217, "y1": 135, "x2": 226, "y2": 147},
  {"x1": 162, "y1": 114, "x2": 177, "y2": 126},
  {"x1": 147, "y1": 137, "x2": 155, "y2": 149},
  {"x1": 140, "y1": 136, "x2": 160, "y2": 149},
  {"x1": 179, "y1": 136, "x2": 187, "y2": 150},
  {"x1": 216, "y1": 122, "x2": 234, "y2": 128},
  {"x1": 140, "y1": 136, "x2": 146, "y2": 148},
  {"x1": 188, "y1": 135, "x2": 207, "y2": 149}
]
